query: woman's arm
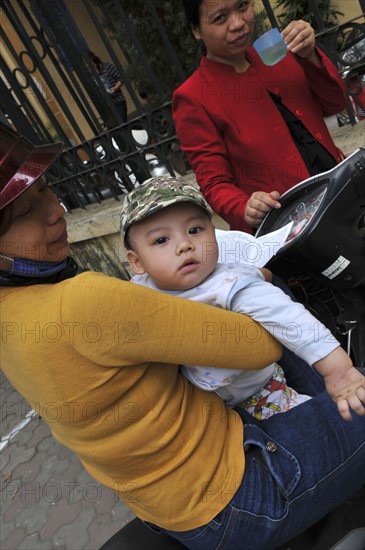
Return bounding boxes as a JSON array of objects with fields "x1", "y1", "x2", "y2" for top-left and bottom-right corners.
[
  {"x1": 296, "y1": 48, "x2": 347, "y2": 116},
  {"x1": 62, "y1": 272, "x2": 281, "y2": 370},
  {"x1": 282, "y1": 20, "x2": 347, "y2": 116},
  {"x1": 172, "y1": 92, "x2": 251, "y2": 229}
]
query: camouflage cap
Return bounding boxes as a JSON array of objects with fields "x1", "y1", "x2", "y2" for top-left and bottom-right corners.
[{"x1": 120, "y1": 176, "x2": 214, "y2": 246}]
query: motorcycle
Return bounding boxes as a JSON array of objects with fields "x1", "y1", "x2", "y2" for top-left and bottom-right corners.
[{"x1": 255, "y1": 147, "x2": 365, "y2": 369}]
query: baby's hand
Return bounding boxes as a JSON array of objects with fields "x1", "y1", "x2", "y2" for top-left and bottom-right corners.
[
  {"x1": 324, "y1": 367, "x2": 365, "y2": 421},
  {"x1": 244, "y1": 191, "x2": 281, "y2": 228}
]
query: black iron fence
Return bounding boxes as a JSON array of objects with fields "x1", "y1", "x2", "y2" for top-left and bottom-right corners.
[
  {"x1": 1, "y1": 0, "x2": 364, "y2": 212},
  {"x1": 46, "y1": 102, "x2": 186, "y2": 212}
]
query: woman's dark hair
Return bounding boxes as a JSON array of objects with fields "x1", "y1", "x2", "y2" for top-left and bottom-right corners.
[{"x1": 181, "y1": 0, "x2": 203, "y2": 28}]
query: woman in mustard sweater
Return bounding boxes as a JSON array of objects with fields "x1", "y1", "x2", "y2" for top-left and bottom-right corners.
[{"x1": 0, "y1": 121, "x2": 364, "y2": 550}]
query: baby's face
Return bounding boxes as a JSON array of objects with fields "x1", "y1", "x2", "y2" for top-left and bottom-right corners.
[{"x1": 127, "y1": 202, "x2": 218, "y2": 291}]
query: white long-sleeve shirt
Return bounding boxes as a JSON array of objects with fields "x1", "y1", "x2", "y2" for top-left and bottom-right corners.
[{"x1": 132, "y1": 263, "x2": 339, "y2": 406}]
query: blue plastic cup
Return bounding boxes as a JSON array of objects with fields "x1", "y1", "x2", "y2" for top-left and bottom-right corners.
[{"x1": 253, "y1": 28, "x2": 287, "y2": 66}]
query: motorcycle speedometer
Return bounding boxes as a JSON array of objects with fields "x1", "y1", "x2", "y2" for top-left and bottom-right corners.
[{"x1": 270, "y1": 186, "x2": 328, "y2": 248}]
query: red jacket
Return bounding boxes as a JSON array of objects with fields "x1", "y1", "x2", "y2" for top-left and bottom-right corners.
[{"x1": 173, "y1": 47, "x2": 347, "y2": 233}]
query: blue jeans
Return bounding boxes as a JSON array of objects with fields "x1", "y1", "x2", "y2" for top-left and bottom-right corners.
[{"x1": 159, "y1": 391, "x2": 364, "y2": 550}]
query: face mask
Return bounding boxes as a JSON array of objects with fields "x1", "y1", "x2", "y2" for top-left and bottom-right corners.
[{"x1": 0, "y1": 254, "x2": 68, "y2": 277}]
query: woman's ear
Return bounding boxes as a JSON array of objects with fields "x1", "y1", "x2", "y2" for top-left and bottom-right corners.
[
  {"x1": 192, "y1": 25, "x2": 202, "y2": 41},
  {"x1": 126, "y1": 250, "x2": 146, "y2": 275}
]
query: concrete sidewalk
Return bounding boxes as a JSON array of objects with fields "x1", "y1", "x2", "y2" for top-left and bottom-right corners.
[
  {"x1": 0, "y1": 119, "x2": 364, "y2": 550},
  {"x1": 327, "y1": 116, "x2": 364, "y2": 155}
]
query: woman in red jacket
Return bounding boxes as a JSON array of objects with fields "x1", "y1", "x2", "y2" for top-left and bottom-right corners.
[{"x1": 173, "y1": 0, "x2": 347, "y2": 233}]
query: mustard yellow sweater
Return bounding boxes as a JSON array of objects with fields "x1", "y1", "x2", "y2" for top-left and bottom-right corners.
[{"x1": 0, "y1": 272, "x2": 280, "y2": 530}]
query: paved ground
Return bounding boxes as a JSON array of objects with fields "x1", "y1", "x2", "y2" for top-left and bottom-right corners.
[
  {"x1": 0, "y1": 371, "x2": 135, "y2": 550},
  {"x1": 328, "y1": 116, "x2": 364, "y2": 155},
  {"x1": 0, "y1": 119, "x2": 364, "y2": 550}
]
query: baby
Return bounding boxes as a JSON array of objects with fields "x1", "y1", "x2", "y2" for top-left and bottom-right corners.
[{"x1": 120, "y1": 176, "x2": 364, "y2": 420}]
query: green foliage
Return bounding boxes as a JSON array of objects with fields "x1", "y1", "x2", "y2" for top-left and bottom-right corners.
[
  {"x1": 252, "y1": 9, "x2": 271, "y2": 41},
  {"x1": 91, "y1": 0, "x2": 200, "y2": 107},
  {"x1": 274, "y1": 0, "x2": 343, "y2": 31}
]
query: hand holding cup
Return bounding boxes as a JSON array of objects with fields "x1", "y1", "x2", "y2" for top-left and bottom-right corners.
[{"x1": 253, "y1": 28, "x2": 287, "y2": 66}]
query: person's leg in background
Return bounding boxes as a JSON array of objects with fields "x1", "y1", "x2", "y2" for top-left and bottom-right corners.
[{"x1": 114, "y1": 99, "x2": 127, "y2": 123}]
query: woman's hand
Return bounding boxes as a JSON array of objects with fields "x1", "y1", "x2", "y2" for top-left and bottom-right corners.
[
  {"x1": 244, "y1": 191, "x2": 281, "y2": 228},
  {"x1": 281, "y1": 20, "x2": 318, "y2": 61}
]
